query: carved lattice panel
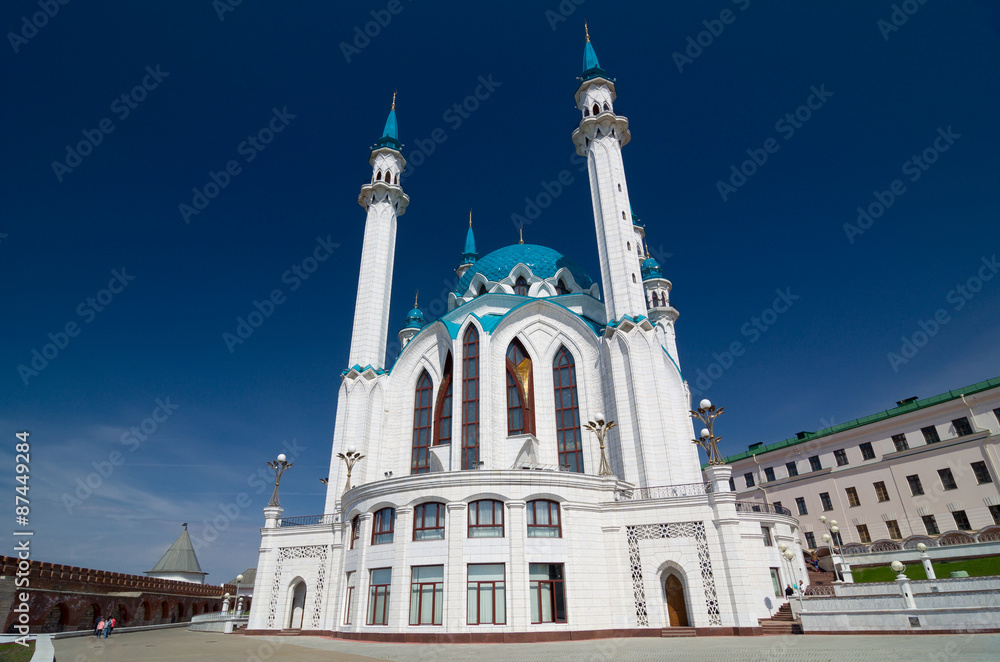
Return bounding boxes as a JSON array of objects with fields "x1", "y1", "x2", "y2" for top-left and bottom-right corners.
[{"x1": 266, "y1": 545, "x2": 329, "y2": 629}]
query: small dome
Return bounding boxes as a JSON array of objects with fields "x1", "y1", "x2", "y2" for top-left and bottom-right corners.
[
  {"x1": 454, "y1": 244, "x2": 593, "y2": 295},
  {"x1": 641, "y1": 257, "x2": 664, "y2": 281},
  {"x1": 403, "y1": 306, "x2": 426, "y2": 330}
]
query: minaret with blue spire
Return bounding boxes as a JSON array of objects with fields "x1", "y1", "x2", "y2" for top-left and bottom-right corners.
[
  {"x1": 347, "y1": 94, "x2": 410, "y2": 371},
  {"x1": 397, "y1": 291, "x2": 426, "y2": 348},
  {"x1": 456, "y1": 211, "x2": 478, "y2": 278}
]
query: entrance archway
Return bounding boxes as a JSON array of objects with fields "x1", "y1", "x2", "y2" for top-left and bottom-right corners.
[
  {"x1": 664, "y1": 573, "x2": 689, "y2": 627},
  {"x1": 287, "y1": 581, "x2": 306, "y2": 629}
]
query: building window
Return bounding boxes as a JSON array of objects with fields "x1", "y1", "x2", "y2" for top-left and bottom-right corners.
[
  {"x1": 433, "y1": 354, "x2": 453, "y2": 446},
  {"x1": 892, "y1": 433, "x2": 909, "y2": 452},
  {"x1": 744, "y1": 472, "x2": 755, "y2": 488},
  {"x1": 804, "y1": 532, "x2": 816, "y2": 549},
  {"x1": 832, "y1": 531, "x2": 843, "y2": 547},
  {"x1": 461, "y1": 326, "x2": 480, "y2": 470},
  {"x1": 556, "y1": 279, "x2": 569, "y2": 295},
  {"x1": 344, "y1": 572, "x2": 355, "y2": 625},
  {"x1": 971, "y1": 461, "x2": 992, "y2": 484},
  {"x1": 922, "y1": 514, "x2": 940, "y2": 535},
  {"x1": 515, "y1": 276, "x2": 529, "y2": 296},
  {"x1": 938, "y1": 468, "x2": 957, "y2": 491},
  {"x1": 506, "y1": 340, "x2": 534, "y2": 436},
  {"x1": 953, "y1": 417, "x2": 973, "y2": 436},
  {"x1": 921, "y1": 426, "x2": 940, "y2": 444},
  {"x1": 409, "y1": 565, "x2": 444, "y2": 625},
  {"x1": 857, "y1": 524, "x2": 871, "y2": 544},
  {"x1": 819, "y1": 492, "x2": 833, "y2": 511},
  {"x1": 350, "y1": 515, "x2": 360, "y2": 550},
  {"x1": 529, "y1": 564, "x2": 566, "y2": 624},
  {"x1": 786, "y1": 461, "x2": 799, "y2": 477},
  {"x1": 886, "y1": 520, "x2": 902, "y2": 539},
  {"x1": 411, "y1": 371, "x2": 433, "y2": 474},
  {"x1": 526, "y1": 500, "x2": 561, "y2": 538},
  {"x1": 413, "y1": 502, "x2": 445, "y2": 541},
  {"x1": 468, "y1": 499, "x2": 504, "y2": 538},
  {"x1": 795, "y1": 497, "x2": 808, "y2": 516},
  {"x1": 809, "y1": 455, "x2": 822, "y2": 472},
  {"x1": 846, "y1": 487, "x2": 860, "y2": 507},
  {"x1": 773, "y1": 501, "x2": 782, "y2": 511},
  {"x1": 552, "y1": 346, "x2": 584, "y2": 473},
  {"x1": 372, "y1": 508, "x2": 395, "y2": 545},
  {"x1": 906, "y1": 474, "x2": 924, "y2": 496},
  {"x1": 952, "y1": 510, "x2": 972, "y2": 531},
  {"x1": 834, "y1": 449, "x2": 849, "y2": 466},
  {"x1": 859, "y1": 442, "x2": 876, "y2": 461},
  {"x1": 873, "y1": 481, "x2": 890, "y2": 502},
  {"x1": 764, "y1": 467, "x2": 775, "y2": 482},
  {"x1": 761, "y1": 525, "x2": 773, "y2": 546},
  {"x1": 994, "y1": 408, "x2": 1000, "y2": 426},
  {"x1": 728, "y1": 477, "x2": 736, "y2": 492},
  {"x1": 769, "y1": 567, "x2": 782, "y2": 597},
  {"x1": 367, "y1": 568, "x2": 391, "y2": 625},
  {"x1": 989, "y1": 505, "x2": 1000, "y2": 525},
  {"x1": 468, "y1": 564, "x2": 506, "y2": 625}
]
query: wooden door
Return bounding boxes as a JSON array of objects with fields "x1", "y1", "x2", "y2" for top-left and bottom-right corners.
[{"x1": 665, "y1": 574, "x2": 689, "y2": 627}]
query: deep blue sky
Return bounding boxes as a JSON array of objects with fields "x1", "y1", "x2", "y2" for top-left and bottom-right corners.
[{"x1": 2, "y1": 1, "x2": 998, "y2": 582}]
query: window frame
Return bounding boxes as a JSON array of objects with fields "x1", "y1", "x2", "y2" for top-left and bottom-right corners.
[
  {"x1": 526, "y1": 500, "x2": 562, "y2": 538},
  {"x1": 371, "y1": 507, "x2": 396, "y2": 545},
  {"x1": 744, "y1": 472, "x2": 755, "y2": 488},
  {"x1": 795, "y1": 497, "x2": 808, "y2": 516},
  {"x1": 552, "y1": 347, "x2": 584, "y2": 473},
  {"x1": 971, "y1": 461, "x2": 992, "y2": 484},
  {"x1": 809, "y1": 455, "x2": 823, "y2": 472},
  {"x1": 859, "y1": 442, "x2": 876, "y2": 461},
  {"x1": 529, "y1": 563, "x2": 567, "y2": 624},
  {"x1": 804, "y1": 531, "x2": 816, "y2": 549},
  {"x1": 846, "y1": 486, "x2": 860, "y2": 508},
  {"x1": 461, "y1": 326, "x2": 480, "y2": 470},
  {"x1": 819, "y1": 492, "x2": 833, "y2": 511},
  {"x1": 892, "y1": 433, "x2": 909, "y2": 452},
  {"x1": 366, "y1": 568, "x2": 392, "y2": 626},
  {"x1": 952, "y1": 510, "x2": 971, "y2": 531},
  {"x1": 988, "y1": 504, "x2": 1000, "y2": 525},
  {"x1": 764, "y1": 467, "x2": 775, "y2": 483},
  {"x1": 906, "y1": 474, "x2": 924, "y2": 496},
  {"x1": 468, "y1": 499, "x2": 504, "y2": 538},
  {"x1": 410, "y1": 371, "x2": 433, "y2": 474},
  {"x1": 413, "y1": 502, "x2": 446, "y2": 541},
  {"x1": 786, "y1": 461, "x2": 799, "y2": 477},
  {"x1": 467, "y1": 564, "x2": 506, "y2": 625},
  {"x1": 921, "y1": 426, "x2": 941, "y2": 444},
  {"x1": 350, "y1": 515, "x2": 360, "y2": 550},
  {"x1": 344, "y1": 571, "x2": 356, "y2": 625},
  {"x1": 505, "y1": 340, "x2": 534, "y2": 436},
  {"x1": 952, "y1": 417, "x2": 973, "y2": 436},
  {"x1": 885, "y1": 519, "x2": 902, "y2": 539},
  {"x1": 761, "y1": 525, "x2": 773, "y2": 547},
  {"x1": 408, "y1": 565, "x2": 444, "y2": 626},
  {"x1": 922, "y1": 514, "x2": 940, "y2": 535},
  {"x1": 433, "y1": 354, "x2": 454, "y2": 446},
  {"x1": 873, "y1": 481, "x2": 890, "y2": 502},
  {"x1": 857, "y1": 524, "x2": 871, "y2": 544},
  {"x1": 834, "y1": 449, "x2": 849, "y2": 467},
  {"x1": 938, "y1": 468, "x2": 957, "y2": 491}
]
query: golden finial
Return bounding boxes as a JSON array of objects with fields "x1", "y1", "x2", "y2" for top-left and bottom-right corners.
[
  {"x1": 585, "y1": 22, "x2": 590, "y2": 42},
  {"x1": 519, "y1": 225, "x2": 524, "y2": 244},
  {"x1": 391, "y1": 90, "x2": 396, "y2": 111},
  {"x1": 469, "y1": 209, "x2": 472, "y2": 228},
  {"x1": 414, "y1": 290, "x2": 419, "y2": 308}
]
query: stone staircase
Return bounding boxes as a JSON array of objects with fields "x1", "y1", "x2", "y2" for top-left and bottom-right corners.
[
  {"x1": 660, "y1": 626, "x2": 697, "y2": 637},
  {"x1": 758, "y1": 602, "x2": 803, "y2": 635}
]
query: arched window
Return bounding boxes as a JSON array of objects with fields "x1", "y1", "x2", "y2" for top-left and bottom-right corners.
[
  {"x1": 372, "y1": 508, "x2": 395, "y2": 545},
  {"x1": 350, "y1": 515, "x2": 360, "y2": 549},
  {"x1": 553, "y1": 347, "x2": 584, "y2": 473},
  {"x1": 583, "y1": 107, "x2": 589, "y2": 117},
  {"x1": 592, "y1": 103, "x2": 600, "y2": 116},
  {"x1": 603, "y1": 102, "x2": 610, "y2": 111},
  {"x1": 468, "y1": 499, "x2": 504, "y2": 537},
  {"x1": 410, "y1": 371, "x2": 433, "y2": 474},
  {"x1": 556, "y1": 279, "x2": 569, "y2": 295},
  {"x1": 622, "y1": 211, "x2": 626, "y2": 220},
  {"x1": 515, "y1": 276, "x2": 529, "y2": 296},
  {"x1": 461, "y1": 326, "x2": 480, "y2": 470},
  {"x1": 433, "y1": 354, "x2": 453, "y2": 446},
  {"x1": 618, "y1": 183, "x2": 622, "y2": 192},
  {"x1": 627, "y1": 242, "x2": 631, "y2": 251},
  {"x1": 506, "y1": 339, "x2": 534, "y2": 436},
  {"x1": 632, "y1": 273, "x2": 636, "y2": 283},
  {"x1": 477, "y1": 283, "x2": 487, "y2": 296},
  {"x1": 376, "y1": 170, "x2": 382, "y2": 181},
  {"x1": 413, "y1": 502, "x2": 446, "y2": 540},
  {"x1": 526, "y1": 500, "x2": 561, "y2": 538},
  {"x1": 394, "y1": 173, "x2": 399, "y2": 184}
]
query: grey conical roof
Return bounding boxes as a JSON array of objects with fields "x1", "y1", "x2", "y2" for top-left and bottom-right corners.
[{"x1": 147, "y1": 529, "x2": 206, "y2": 575}]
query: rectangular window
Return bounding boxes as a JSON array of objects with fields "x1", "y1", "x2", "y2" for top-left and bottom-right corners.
[
  {"x1": 764, "y1": 467, "x2": 776, "y2": 482},
  {"x1": 953, "y1": 417, "x2": 973, "y2": 436},
  {"x1": 972, "y1": 461, "x2": 992, "y2": 484},
  {"x1": 786, "y1": 461, "x2": 799, "y2": 477},
  {"x1": 526, "y1": 500, "x2": 561, "y2": 538},
  {"x1": 728, "y1": 477, "x2": 735, "y2": 492},
  {"x1": 769, "y1": 568, "x2": 782, "y2": 597},
  {"x1": 952, "y1": 510, "x2": 972, "y2": 531},
  {"x1": 804, "y1": 532, "x2": 816, "y2": 549},
  {"x1": 819, "y1": 492, "x2": 833, "y2": 511},
  {"x1": 856, "y1": 524, "x2": 871, "y2": 544},
  {"x1": 886, "y1": 520, "x2": 902, "y2": 539},
  {"x1": 809, "y1": 455, "x2": 822, "y2": 472},
  {"x1": 372, "y1": 508, "x2": 395, "y2": 545},
  {"x1": 367, "y1": 568, "x2": 392, "y2": 625},
  {"x1": 892, "y1": 433, "x2": 909, "y2": 452},
  {"x1": 859, "y1": 442, "x2": 876, "y2": 461},
  {"x1": 409, "y1": 565, "x2": 444, "y2": 625},
  {"x1": 413, "y1": 502, "x2": 445, "y2": 541},
  {"x1": 846, "y1": 486, "x2": 860, "y2": 507},
  {"x1": 344, "y1": 572, "x2": 355, "y2": 625},
  {"x1": 350, "y1": 516, "x2": 360, "y2": 550},
  {"x1": 921, "y1": 426, "x2": 940, "y2": 444},
  {"x1": 468, "y1": 500, "x2": 504, "y2": 538},
  {"x1": 938, "y1": 468, "x2": 957, "y2": 491},
  {"x1": 467, "y1": 564, "x2": 506, "y2": 625},
  {"x1": 744, "y1": 472, "x2": 755, "y2": 488},
  {"x1": 906, "y1": 474, "x2": 924, "y2": 496},
  {"x1": 989, "y1": 504, "x2": 1000, "y2": 525},
  {"x1": 529, "y1": 564, "x2": 566, "y2": 624},
  {"x1": 761, "y1": 525, "x2": 773, "y2": 546},
  {"x1": 773, "y1": 501, "x2": 782, "y2": 511},
  {"x1": 795, "y1": 497, "x2": 808, "y2": 516},
  {"x1": 922, "y1": 514, "x2": 939, "y2": 536},
  {"x1": 834, "y1": 449, "x2": 849, "y2": 466},
  {"x1": 873, "y1": 481, "x2": 890, "y2": 502},
  {"x1": 832, "y1": 531, "x2": 843, "y2": 547}
]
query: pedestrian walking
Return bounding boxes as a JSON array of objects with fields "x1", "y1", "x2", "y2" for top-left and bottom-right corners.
[
  {"x1": 109, "y1": 617, "x2": 116, "y2": 635},
  {"x1": 102, "y1": 618, "x2": 111, "y2": 638},
  {"x1": 95, "y1": 618, "x2": 104, "y2": 637}
]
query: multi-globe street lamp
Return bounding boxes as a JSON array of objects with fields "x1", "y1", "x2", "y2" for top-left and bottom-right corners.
[
  {"x1": 584, "y1": 414, "x2": 616, "y2": 476},
  {"x1": 266, "y1": 453, "x2": 293, "y2": 508},
  {"x1": 336, "y1": 445, "x2": 365, "y2": 495},
  {"x1": 691, "y1": 399, "x2": 725, "y2": 465}
]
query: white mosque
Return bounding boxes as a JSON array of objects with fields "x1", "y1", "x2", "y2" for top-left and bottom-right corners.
[{"x1": 247, "y1": 33, "x2": 805, "y2": 639}]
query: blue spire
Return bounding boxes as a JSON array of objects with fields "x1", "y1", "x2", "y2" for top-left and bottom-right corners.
[
  {"x1": 461, "y1": 212, "x2": 478, "y2": 265},
  {"x1": 582, "y1": 23, "x2": 608, "y2": 81},
  {"x1": 374, "y1": 92, "x2": 401, "y2": 150},
  {"x1": 403, "y1": 291, "x2": 426, "y2": 330}
]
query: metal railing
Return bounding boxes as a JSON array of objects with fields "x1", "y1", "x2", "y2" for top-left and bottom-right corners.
[
  {"x1": 614, "y1": 482, "x2": 712, "y2": 501},
  {"x1": 734, "y1": 501, "x2": 793, "y2": 517},
  {"x1": 278, "y1": 513, "x2": 339, "y2": 527}
]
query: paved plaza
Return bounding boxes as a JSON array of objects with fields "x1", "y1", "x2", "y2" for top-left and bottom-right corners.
[{"x1": 52, "y1": 629, "x2": 1000, "y2": 661}]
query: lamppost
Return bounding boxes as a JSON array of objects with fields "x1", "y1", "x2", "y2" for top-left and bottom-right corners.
[
  {"x1": 235, "y1": 573, "x2": 244, "y2": 614},
  {"x1": 266, "y1": 453, "x2": 293, "y2": 508},
  {"x1": 916, "y1": 542, "x2": 936, "y2": 579},
  {"x1": 336, "y1": 444, "x2": 365, "y2": 495},
  {"x1": 584, "y1": 413, "x2": 616, "y2": 476},
  {"x1": 691, "y1": 399, "x2": 725, "y2": 465},
  {"x1": 778, "y1": 542, "x2": 804, "y2": 610},
  {"x1": 222, "y1": 592, "x2": 231, "y2": 614},
  {"x1": 818, "y1": 515, "x2": 850, "y2": 582}
]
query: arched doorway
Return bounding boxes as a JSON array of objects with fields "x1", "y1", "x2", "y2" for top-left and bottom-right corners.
[
  {"x1": 287, "y1": 582, "x2": 306, "y2": 629},
  {"x1": 664, "y1": 574, "x2": 689, "y2": 627}
]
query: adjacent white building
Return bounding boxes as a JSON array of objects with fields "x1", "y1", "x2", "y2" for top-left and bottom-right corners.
[{"x1": 246, "y1": 34, "x2": 804, "y2": 639}]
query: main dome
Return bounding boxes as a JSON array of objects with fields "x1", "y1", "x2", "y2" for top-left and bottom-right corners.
[{"x1": 453, "y1": 243, "x2": 593, "y2": 294}]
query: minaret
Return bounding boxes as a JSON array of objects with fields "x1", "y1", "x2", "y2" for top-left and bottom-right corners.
[
  {"x1": 347, "y1": 95, "x2": 410, "y2": 370},
  {"x1": 571, "y1": 26, "x2": 647, "y2": 322},
  {"x1": 456, "y1": 211, "x2": 478, "y2": 278}
]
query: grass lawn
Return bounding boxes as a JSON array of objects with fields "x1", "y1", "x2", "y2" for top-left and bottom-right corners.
[
  {"x1": 0, "y1": 640, "x2": 35, "y2": 662},
  {"x1": 851, "y1": 555, "x2": 1000, "y2": 582}
]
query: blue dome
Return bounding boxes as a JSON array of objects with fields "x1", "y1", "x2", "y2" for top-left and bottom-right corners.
[
  {"x1": 641, "y1": 257, "x2": 664, "y2": 281},
  {"x1": 454, "y1": 244, "x2": 593, "y2": 295},
  {"x1": 403, "y1": 306, "x2": 425, "y2": 329}
]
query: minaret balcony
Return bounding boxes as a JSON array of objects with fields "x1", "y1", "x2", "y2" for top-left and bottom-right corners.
[
  {"x1": 357, "y1": 180, "x2": 409, "y2": 214},
  {"x1": 572, "y1": 114, "x2": 631, "y2": 155}
]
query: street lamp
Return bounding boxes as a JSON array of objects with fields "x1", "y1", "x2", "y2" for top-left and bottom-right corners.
[
  {"x1": 222, "y1": 592, "x2": 231, "y2": 614},
  {"x1": 691, "y1": 399, "x2": 725, "y2": 465},
  {"x1": 235, "y1": 573, "x2": 244, "y2": 614},
  {"x1": 818, "y1": 516, "x2": 847, "y2": 582},
  {"x1": 890, "y1": 560, "x2": 906, "y2": 578},
  {"x1": 916, "y1": 542, "x2": 936, "y2": 579},
  {"x1": 778, "y1": 543, "x2": 804, "y2": 611},
  {"x1": 336, "y1": 444, "x2": 365, "y2": 495},
  {"x1": 266, "y1": 453, "x2": 293, "y2": 508},
  {"x1": 584, "y1": 413, "x2": 616, "y2": 476}
]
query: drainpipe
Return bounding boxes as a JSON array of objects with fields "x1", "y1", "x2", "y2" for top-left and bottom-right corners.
[{"x1": 752, "y1": 453, "x2": 769, "y2": 506}]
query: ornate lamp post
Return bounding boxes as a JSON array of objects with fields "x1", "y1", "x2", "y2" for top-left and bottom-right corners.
[
  {"x1": 691, "y1": 399, "x2": 725, "y2": 465},
  {"x1": 235, "y1": 573, "x2": 244, "y2": 614},
  {"x1": 266, "y1": 453, "x2": 293, "y2": 508},
  {"x1": 336, "y1": 444, "x2": 365, "y2": 495},
  {"x1": 222, "y1": 592, "x2": 231, "y2": 614},
  {"x1": 584, "y1": 413, "x2": 616, "y2": 476},
  {"x1": 778, "y1": 542, "x2": 804, "y2": 610},
  {"x1": 916, "y1": 542, "x2": 936, "y2": 579}
]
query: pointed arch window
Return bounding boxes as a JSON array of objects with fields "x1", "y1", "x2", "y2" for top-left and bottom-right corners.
[
  {"x1": 410, "y1": 371, "x2": 433, "y2": 474},
  {"x1": 461, "y1": 326, "x2": 480, "y2": 470},
  {"x1": 592, "y1": 103, "x2": 600, "y2": 116},
  {"x1": 477, "y1": 284, "x2": 487, "y2": 297},
  {"x1": 433, "y1": 354, "x2": 453, "y2": 446},
  {"x1": 603, "y1": 102, "x2": 610, "y2": 111},
  {"x1": 553, "y1": 347, "x2": 584, "y2": 473},
  {"x1": 376, "y1": 170, "x2": 383, "y2": 181},
  {"x1": 506, "y1": 339, "x2": 535, "y2": 436},
  {"x1": 556, "y1": 279, "x2": 569, "y2": 295},
  {"x1": 515, "y1": 276, "x2": 529, "y2": 296}
]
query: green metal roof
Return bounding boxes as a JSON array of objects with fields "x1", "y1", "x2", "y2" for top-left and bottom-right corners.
[
  {"x1": 147, "y1": 529, "x2": 206, "y2": 576},
  {"x1": 721, "y1": 376, "x2": 1000, "y2": 464}
]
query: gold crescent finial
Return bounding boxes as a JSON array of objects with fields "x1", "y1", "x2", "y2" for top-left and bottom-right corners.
[
  {"x1": 469, "y1": 209, "x2": 472, "y2": 228},
  {"x1": 414, "y1": 290, "x2": 419, "y2": 308},
  {"x1": 585, "y1": 22, "x2": 590, "y2": 42},
  {"x1": 391, "y1": 90, "x2": 396, "y2": 111},
  {"x1": 519, "y1": 225, "x2": 524, "y2": 244}
]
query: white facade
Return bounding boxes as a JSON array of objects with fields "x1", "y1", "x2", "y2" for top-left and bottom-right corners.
[{"x1": 248, "y1": 37, "x2": 802, "y2": 639}]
